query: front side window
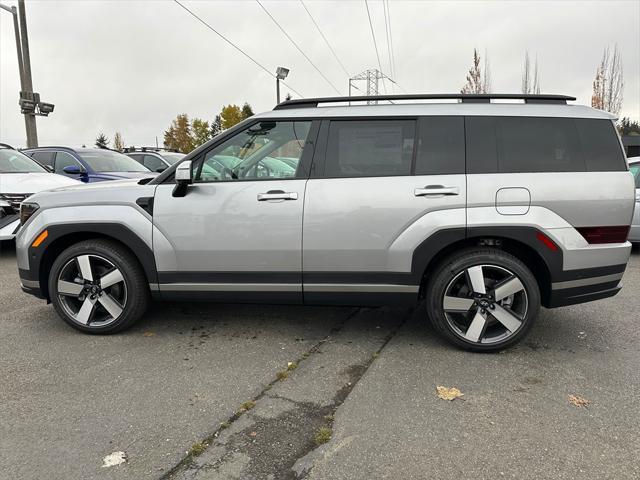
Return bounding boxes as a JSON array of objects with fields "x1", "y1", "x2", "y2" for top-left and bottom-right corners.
[
  {"x1": 196, "y1": 121, "x2": 311, "y2": 182},
  {"x1": 54, "y1": 151, "x2": 81, "y2": 173},
  {"x1": 78, "y1": 150, "x2": 150, "y2": 172},
  {"x1": 0, "y1": 149, "x2": 46, "y2": 173},
  {"x1": 325, "y1": 120, "x2": 415, "y2": 178}
]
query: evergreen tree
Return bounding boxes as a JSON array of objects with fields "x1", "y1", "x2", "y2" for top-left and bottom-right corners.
[
  {"x1": 163, "y1": 114, "x2": 194, "y2": 153},
  {"x1": 95, "y1": 133, "x2": 109, "y2": 149}
]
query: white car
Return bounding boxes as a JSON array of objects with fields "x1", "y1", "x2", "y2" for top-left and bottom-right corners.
[{"x1": 0, "y1": 144, "x2": 80, "y2": 240}]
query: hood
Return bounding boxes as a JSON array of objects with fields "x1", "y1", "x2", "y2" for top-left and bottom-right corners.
[
  {"x1": 89, "y1": 171, "x2": 158, "y2": 181},
  {"x1": 0, "y1": 172, "x2": 79, "y2": 194}
]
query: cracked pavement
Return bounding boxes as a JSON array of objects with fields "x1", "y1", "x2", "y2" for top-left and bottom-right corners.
[{"x1": 1, "y1": 242, "x2": 639, "y2": 480}]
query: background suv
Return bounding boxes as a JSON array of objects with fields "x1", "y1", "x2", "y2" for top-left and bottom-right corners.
[
  {"x1": 14, "y1": 94, "x2": 635, "y2": 351},
  {"x1": 0, "y1": 144, "x2": 79, "y2": 240},
  {"x1": 124, "y1": 147, "x2": 185, "y2": 173},
  {"x1": 23, "y1": 147, "x2": 156, "y2": 182}
]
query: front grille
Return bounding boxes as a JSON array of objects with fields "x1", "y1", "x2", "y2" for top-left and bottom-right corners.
[{"x1": 0, "y1": 193, "x2": 32, "y2": 213}]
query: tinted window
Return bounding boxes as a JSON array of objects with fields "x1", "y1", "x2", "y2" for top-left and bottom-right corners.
[
  {"x1": 196, "y1": 121, "x2": 311, "y2": 182},
  {"x1": 160, "y1": 152, "x2": 185, "y2": 165},
  {"x1": 466, "y1": 116, "x2": 627, "y2": 174},
  {"x1": 143, "y1": 154, "x2": 165, "y2": 171},
  {"x1": 575, "y1": 119, "x2": 627, "y2": 171},
  {"x1": 54, "y1": 151, "x2": 81, "y2": 173},
  {"x1": 325, "y1": 120, "x2": 415, "y2": 177},
  {"x1": 415, "y1": 116, "x2": 464, "y2": 175},
  {"x1": 127, "y1": 154, "x2": 145, "y2": 165},
  {"x1": 30, "y1": 151, "x2": 55, "y2": 167}
]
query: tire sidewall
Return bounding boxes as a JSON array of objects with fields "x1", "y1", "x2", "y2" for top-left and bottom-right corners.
[{"x1": 427, "y1": 250, "x2": 541, "y2": 352}]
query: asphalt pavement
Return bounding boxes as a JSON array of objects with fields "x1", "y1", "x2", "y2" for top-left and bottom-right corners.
[{"x1": 1, "y1": 241, "x2": 638, "y2": 480}]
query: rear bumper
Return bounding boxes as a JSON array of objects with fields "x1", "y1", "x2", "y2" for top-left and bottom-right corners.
[{"x1": 547, "y1": 267, "x2": 624, "y2": 307}]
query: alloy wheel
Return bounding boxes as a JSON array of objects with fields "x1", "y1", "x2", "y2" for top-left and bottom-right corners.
[
  {"x1": 56, "y1": 254, "x2": 127, "y2": 327},
  {"x1": 442, "y1": 264, "x2": 528, "y2": 345}
]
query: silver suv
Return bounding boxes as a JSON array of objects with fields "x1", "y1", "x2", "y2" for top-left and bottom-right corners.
[{"x1": 15, "y1": 94, "x2": 635, "y2": 351}]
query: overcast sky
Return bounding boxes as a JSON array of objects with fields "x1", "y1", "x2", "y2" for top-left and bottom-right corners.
[{"x1": 1, "y1": 0, "x2": 639, "y2": 148}]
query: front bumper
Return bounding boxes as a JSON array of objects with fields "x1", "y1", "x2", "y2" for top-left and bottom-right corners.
[
  {"x1": 0, "y1": 215, "x2": 20, "y2": 241},
  {"x1": 18, "y1": 268, "x2": 46, "y2": 299}
]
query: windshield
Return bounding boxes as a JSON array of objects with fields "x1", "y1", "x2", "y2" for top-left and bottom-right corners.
[
  {"x1": 160, "y1": 153, "x2": 185, "y2": 165},
  {"x1": 78, "y1": 150, "x2": 151, "y2": 172},
  {"x1": 0, "y1": 149, "x2": 47, "y2": 173},
  {"x1": 630, "y1": 163, "x2": 640, "y2": 188}
]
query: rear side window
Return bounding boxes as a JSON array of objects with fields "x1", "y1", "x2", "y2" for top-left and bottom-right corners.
[
  {"x1": 30, "y1": 151, "x2": 55, "y2": 167},
  {"x1": 575, "y1": 119, "x2": 627, "y2": 171},
  {"x1": 325, "y1": 120, "x2": 415, "y2": 177},
  {"x1": 466, "y1": 116, "x2": 626, "y2": 173},
  {"x1": 415, "y1": 116, "x2": 465, "y2": 175}
]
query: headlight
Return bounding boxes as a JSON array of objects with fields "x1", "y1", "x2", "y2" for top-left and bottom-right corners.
[{"x1": 20, "y1": 202, "x2": 39, "y2": 225}]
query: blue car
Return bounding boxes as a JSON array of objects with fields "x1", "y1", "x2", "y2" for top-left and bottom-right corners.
[{"x1": 23, "y1": 147, "x2": 157, "y2": 183}]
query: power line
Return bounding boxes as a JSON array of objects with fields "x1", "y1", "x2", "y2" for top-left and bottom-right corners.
[
  {"x1": 382, "y1": 0, "x2": 393, "y2": 92},
  {"x1": 364, "y1": 0, "x2": 387, "y2": 93},
  {"x1": 385, "y1": 0, "x2": 396, "y2": 81},
  {"x1": 172, "y1": 0, "x2": 303, "y2": 97},
  {"x1": 256, "y1": 0, "x2": 342, "y2": 95},
  {"x1": 299, "y1": 0, "x2": 350, "y2": 78}
]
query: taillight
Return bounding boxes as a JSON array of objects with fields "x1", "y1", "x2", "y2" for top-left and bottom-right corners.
[{"x1": 576, "y1": 226, "x2": 630, "y2": 244}]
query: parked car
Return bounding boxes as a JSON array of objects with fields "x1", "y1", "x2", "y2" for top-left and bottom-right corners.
[
  {"x1": 628, "y1": 157, "x2": 640, "y2": 244},
  {"x1": 15, "y1": 94, "x2": 635, "y2": 351},
  {"x1": 23, "y1": 146, "x2": 156, "y2": 182},
  {"x1": 0, "y1": 143, "x2": 79, "y2": 241},
  {"x1": 123, "y1": 147, "x2": 185, "y2": 173}
]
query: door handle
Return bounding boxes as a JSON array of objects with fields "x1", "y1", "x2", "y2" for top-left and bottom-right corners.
[
  {"x1": 414, "y1": 185, "x2": 460, "y2": 197},
  {"x1": 257, "y1": 190, "x2": 298, "y2": 201}
]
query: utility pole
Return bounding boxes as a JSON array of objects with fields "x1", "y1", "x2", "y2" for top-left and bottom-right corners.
[
  {"x1": 348, "y1": 69, "x2": 395, "y2": 104},
  {"x1": 1, "y1": 0, "x2": 54, "y2": 147},
  {"x1": 17, "y1": 0, "x2": 37, "y2": 147}
]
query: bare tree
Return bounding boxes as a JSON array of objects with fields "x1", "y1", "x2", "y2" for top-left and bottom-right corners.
[
  {"x1": 522, "y1": 50, "x2": 541, "y2": 94},
  {"x1": 461, "y1": 48, "x2": 491, "y2": 94},
  {"x1": 113, "y1": 132, "x2": 124, "y2": 152},
  {"x1": 592, "y1": 45, "x2": 624, "y2": 115}
]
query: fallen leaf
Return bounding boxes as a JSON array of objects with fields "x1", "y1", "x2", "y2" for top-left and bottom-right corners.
[
  {"x1": 249, "y1": 431, "x2": 257, "y2": 437},
  {"x1": 143, "y1": 331, "x2": 155, "y2": 337},
  {"x1": 102, "y1": 451, "x2": 127, "y2": 468},
  {"x1": 568, "y1": 394, "x2": 590, "y2": 408},
  {"x1": 436, "y1": 386, "x2": 464, "y2": 401}
]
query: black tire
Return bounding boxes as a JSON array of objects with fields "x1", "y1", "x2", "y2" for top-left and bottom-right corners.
[
  {"x1": 48, "y1": 239, "x2": 150, "y2": 334},
  {"x1": 425, "y1": 247, "x2": 540, "y2": 352}
]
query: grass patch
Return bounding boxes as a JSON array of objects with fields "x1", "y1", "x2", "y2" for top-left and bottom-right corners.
[
  {"x1": 190, "y1": 442, "x2": 207, "y2": 456},
  {"x1": 219, "y1": 421, "x2": 230, "y2": 430},
  {"x1": 276, "y1": 370, "x2": 289, "y2": 381},
  {"x1": 287, "y1": 361, "x2": 298, "y2": 371},
  {"x1": 323, "y1": 414, "x2": 334, "y2": 422},
  {"x1": 314, "y1": 426, "x2": 332, "y2": 445},
  {"x1": 239, "y1": 400, "x2": 256, "y2": 412}
]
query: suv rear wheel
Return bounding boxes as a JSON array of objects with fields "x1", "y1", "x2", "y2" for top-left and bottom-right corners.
[
  {"x1": 426, "y1": 247, "x2": 540, "y2": 352},
  {"x1": 48, "y1": 239, "x2": 149, "y2": 334}
]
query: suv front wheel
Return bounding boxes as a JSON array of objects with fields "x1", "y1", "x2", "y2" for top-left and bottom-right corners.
[
  {"x1": 48, "y1": 239, "x2": 150, "y2": 334},
  {"x1": 426, "y1": 247, "x2": 540, "y2": 352}
]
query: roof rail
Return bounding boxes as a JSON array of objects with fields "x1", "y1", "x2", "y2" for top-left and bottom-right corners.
[
  {"x1": 273, "y1": 93, "x2": 577, "y2": 110},
  {"x1": 123, "y1": 146, "x2": 179, "y2": 153}
]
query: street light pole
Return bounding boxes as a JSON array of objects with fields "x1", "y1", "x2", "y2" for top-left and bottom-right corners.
[
  {"x1": 1, "y1": 0, "x2": 39, "y2": 147},
  {"x1": 276, "y1": 77, "x2": 280, "y2": 104},
  {"x1": 17, "y1": 0, "x2": 37, "y2": 147},
  {"x1": 275, "y1": 66, "x2": 289, "y2": 104}
]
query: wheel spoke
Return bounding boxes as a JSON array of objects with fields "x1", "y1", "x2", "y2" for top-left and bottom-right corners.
[
  {"x1": 99, "y1": 269, "x2": 124, "y2": 289},
  {"x1": 465, "y1": 311, "x2": 487, "y2": 342},
  {"x1": 493, "y1": 276, "x2": 524, "y2": 301},
  {"x1": 443, "y1": 296, "x2": 475, "y2": 312},
  {"x1": 98, "y1": 294, "x2": 123, "y2": 319},
  {"x1": 466, "y1": 266, "x2": 486, "y2": 294},
  {"x1": 490, "y1": 304, "x2": 523, "y2": 332},
  {"x1": 58, "y1": 280, "x2": 83, "y2": 297},
  {"x1": 76, "y1": 297, "x2": 97, "y2": 325},
  {"x1": 76, "y1": 255, "x2": 93, "y2": 282}
]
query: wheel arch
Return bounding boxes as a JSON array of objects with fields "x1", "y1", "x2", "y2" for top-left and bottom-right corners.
[
  {"x1": 414, "y1": 227, "x2": 561, "y2": 307},
  {"x1": 33, "y1": 224, "x2": 157, "y2": 300}
]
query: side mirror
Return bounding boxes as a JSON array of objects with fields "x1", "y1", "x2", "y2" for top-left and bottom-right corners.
[
  {"x1": 173, "y1": 160, "x2": 193, "y2": 197},
  {"x1": 63, "y1": 165, "x2": 82, "y2": 175}
]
